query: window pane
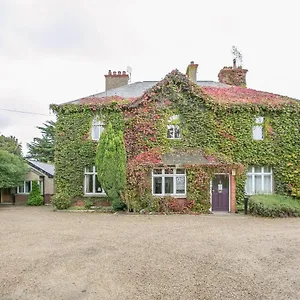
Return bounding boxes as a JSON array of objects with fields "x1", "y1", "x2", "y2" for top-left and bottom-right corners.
[
  {"x1": 255, "y1": 175, "x2": 263, "y2": 194},
  {"x1": 255, "y1": 117, "x2": 264, "y2": 124},
  {"x1": 18, "y1": 184, "x2": 24, "y2": 193},
  {"x1": 174, "y1": 125, "x2": 181, "y2": 138},
  {"x1": 176, "y1": 176, "x2": 185, "y2": 194},
  {"x1": 25, "y1": 181, "x2": 31, "y2": 193},
  {"x1": 167, "y1": 125, "x2": 174, "y2": 138},
  {"x1": 264, "y1": 175, "x2": 272, "y2": 193},
  {"x1": 85, "y1": 175, "x2": 93, "y2": 193},
  {"x1": 85, "y1": 166, "x2": 93, "y2": 173},
  {"x1": 165, "y1": 168, "x2": 174, "y2": 174},
  {"x1": 245, "y1": 176, "x2": 253, "y2": 195},
  {"x1": 153, "y1": 169, "x2": 162, "y2": 175},
  {"x1": 95, "y1": 176, "x2": 103, "y2": 193},
  {"x1": 176, "y1": 169, "x2": 185, "y2": 174},
  {"x1": 165, "y1": 177, "x2": 174, "y2": 194},
  {"x1": 153, "y1": 177, "x2": 162, "y2": 194},
  {"x1": 264, "y1": 166, "x2": 271, "y2": 173},
  {"x1": 92, "y1": 125, "x2": 100, "y2": 140},
  {"x1": 254, "y1": 166, "x2": 262, "y2": 173},
  {"x1": 247, "y1": 166, "x2": 253, "y2": 173},
  {"x1": 253, "y1": 126, "x2": 263, "y2": 140}
]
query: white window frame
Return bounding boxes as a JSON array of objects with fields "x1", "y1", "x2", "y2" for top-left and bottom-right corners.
[
  {"x1": 245, "y1": 166, "x2": 273, "y2": 195},
  {"x1": 167, "y1": 115, "x2": 181, "y2": 140},
  {"x1": 16, "y1": 181, "x2": 42, "y2": 194},
  {"x1": 152, "y1": 168, "x2": 186, "y2": 197},
  {"x1": 91, "y1": 118, "x2": 104, "y2": 141},
  {"x1": 253, "y1": 116, "x2": 264, "y2": 140},
  {"x1": 84, "y1": 166, "x2": 106, "y2": 196}
]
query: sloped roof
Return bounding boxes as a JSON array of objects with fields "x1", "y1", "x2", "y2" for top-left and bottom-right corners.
[
  {"x1": 27, "y1": 160, "x2": 55, "y2": 178},
  {"x1": 202, "y1": 86, "x2": 298, "y2": 105},
  {"x1": 62, "y1": 80, "x2": 230, "y2": 105}
]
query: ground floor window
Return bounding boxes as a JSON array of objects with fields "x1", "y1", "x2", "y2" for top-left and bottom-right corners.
[
  {"x1": 84, "y1": 166, "x2": 105, "y2": 195},
  {"x1": 245, "y1": 166, "x2": 273, "y2": 195},
  {"x1": 152, "y1": 168, "x2": 186, "y2": 196},
  {"x1": 17, "y1": 180, "x2": 43, "y2": 194}
]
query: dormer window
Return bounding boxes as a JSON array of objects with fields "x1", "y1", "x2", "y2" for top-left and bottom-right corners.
[
  {"x1": 92, "y1": 118, "x2": 104, "y2": 141},
  {"x1": 167, "y1": 115, "x2": 181, "y2": 139},
  {"x1": 253, "y1": 116, "x2": 264, "y2": 140}
]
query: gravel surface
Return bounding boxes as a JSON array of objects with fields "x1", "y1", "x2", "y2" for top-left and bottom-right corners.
[{"x1": 1, "y1": 206, "x2": 300, "y2": 300}]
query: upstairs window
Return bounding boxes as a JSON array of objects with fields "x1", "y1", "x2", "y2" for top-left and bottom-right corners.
[
  {"x1": 84, "y1": 166, "x2": 105, "y2": 195},
  {"x1": 92, "y1": 118, "x2": 104, "y2": 141},
  {"x1": 167, "y1": 115, "x2": 181, "y2": 139},
  {"x1": 253, "y1": 116, "x2": 264, "y2": 140}
]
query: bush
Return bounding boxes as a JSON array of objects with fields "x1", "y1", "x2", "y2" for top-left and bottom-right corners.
[
  {"x1": 27, "y1": 181, "x2": 44, "y2": 206},
  {"x1": 84, "y1": 199, "x2": 93, "y2": 210},
  {"x1": 51, "y1": 193, "x2": 72, "y2": 210},
  {"x1": 249, "y1": 194, "x2": 300, "y2": 217}
]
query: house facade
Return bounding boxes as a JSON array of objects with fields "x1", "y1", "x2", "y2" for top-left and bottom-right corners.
[
  {"x1": 0, "y1": 160, "x2": 55, "y2": 205},
  {"x1": 51, "y1": 61, "x2": 300, "y2": 213}
]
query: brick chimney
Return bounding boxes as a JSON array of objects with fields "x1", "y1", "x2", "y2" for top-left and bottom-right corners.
[
  {"x1": 105, "y1": 70, "x2": 129, "y2": 91},
  {"x1": 186, "y1": 61, "x2": 198, "y2": 83},
  {"x1": 218, "y1": 60, "x2": 248, "y2": 87}
]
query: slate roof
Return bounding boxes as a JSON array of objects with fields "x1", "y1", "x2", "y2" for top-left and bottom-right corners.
[
  {"x1": 27, "y1": 160, "x2": 55, "y2": 178},
  {"x1": 63, "y1": 81, "x2": 230, "y2": 105}
]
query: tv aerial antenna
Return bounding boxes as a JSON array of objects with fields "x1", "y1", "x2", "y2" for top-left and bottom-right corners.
[{"x1": 127, "y1": 66, "x2": 132, "y2": 82}]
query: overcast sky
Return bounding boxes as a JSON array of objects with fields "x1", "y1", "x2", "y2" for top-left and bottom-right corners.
[{"x1": 1, "y1": 0, "x2": 300, "y2": 155}]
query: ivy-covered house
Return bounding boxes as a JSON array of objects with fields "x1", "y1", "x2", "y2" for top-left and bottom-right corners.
[{"x1": 51, "y1": 62, "x2": 300, "y2": 213}]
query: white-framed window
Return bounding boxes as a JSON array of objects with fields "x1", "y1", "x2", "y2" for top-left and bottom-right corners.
[
  {"x1": 253, "y1": 116, "x2": 264, "y2": 140},
  {"x1": 245, "y1": 166, "x2": 273, "y2": 195},
  {"x1": 152, "y1": 168, "x2": 186, "y2": 196},
  {"x1": 167, "y1": 115, "x2": 181, "y2": 139},
  {"x1": 17, "y1": 180, "x2": 42, "y2": 194},
  {"x1": 84, "y1": 166, "x2": 105, "y2": 195},
  {"x1": 92, "y1": 118, "x2": 104, "y2": 141}
]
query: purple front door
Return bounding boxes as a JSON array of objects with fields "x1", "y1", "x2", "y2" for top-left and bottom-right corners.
[{"x1": 212, "y1": 175, "x2": 229, "y2": 212}]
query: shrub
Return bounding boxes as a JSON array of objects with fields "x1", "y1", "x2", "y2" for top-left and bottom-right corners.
[
  {"x1": 84, "y1": 199, "x2": 93, "y2": 209},
  {"x1": 249, "y1": 194, "x2": 300, "y2": 217},
  {"x1": 51, "y1": 193, "x2": 72, "y2": 210},
  {"x1": 27, "y1": 181, "x2": 44, "y2": 206}
]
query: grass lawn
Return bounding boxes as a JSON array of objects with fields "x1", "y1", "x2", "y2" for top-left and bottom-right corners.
[{"x1": 249, "y1": 194, "x2": 300, "y2": 217}]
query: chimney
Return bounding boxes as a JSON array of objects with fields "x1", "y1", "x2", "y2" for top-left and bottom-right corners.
[
  {"x1": 186, "y1": 61, "x2": 198, "y2": 83},
  {"x1": 218, "y1": 60, "x2": 248, "y2": 87},
  {"x1": 105, "y1": 70, "x2": 129, "y2": 91}
]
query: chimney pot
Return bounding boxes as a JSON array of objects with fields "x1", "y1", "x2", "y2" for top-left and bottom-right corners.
[
  {"x1": 113, "y1": 71, "x2": 117, "y2": 75},
  {"x1": 122, "y1": 71, "x2": 126, "y2": 75},
  {"x1": 118, "y1": 71, "x2": 121, "y2": 75},
  {"x1": 108, "y1": 70, "x2": 112, "y2": 75},
  {"x1": 105, "y1": 68, "x2": 129, "y2": 91}
]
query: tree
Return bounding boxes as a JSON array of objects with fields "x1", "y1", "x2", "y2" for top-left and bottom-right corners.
[
  {"x1": 27, "y1": 120, "x2": 55, "y2": 163},
  {"x1": 27, "y1": 181, "x2": 44, "y2": 206},
  {"x1": 232, "y1": 46, "x2": 243, "y2": 67},
  {"x1": 0, "y1": 135, "x2": 22, "y2": 156},
  {"x1": 0, "y1": 150, "x2": 28, "y2": 189},
  {"x1": 96, "y1": 122, "x2": 126, "y2": 210}
]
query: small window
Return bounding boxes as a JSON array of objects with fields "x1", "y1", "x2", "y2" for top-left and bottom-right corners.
[
  {"x1": 92, "y1": 118, "x2": 104, "y2": 141},
  {"x1": 152, "y1": 168, "x2": 186, "y2": 196},
  {"x1": 245, "y1": 166, "x2": 273, "y2": 195},
  {"x1": 84, "y1": 166, "x2": 105, "y2": 195},
  {"x1": 253, "y1": 116, "x2": 264, "y2": 140},
  {"x1": 167, "y1": 115, "x2": 181, "y2": 139}
]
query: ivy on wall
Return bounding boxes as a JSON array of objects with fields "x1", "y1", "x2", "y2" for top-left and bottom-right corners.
[{"x1": 51, "y1": 70, "x2": 300, "y2": 211}]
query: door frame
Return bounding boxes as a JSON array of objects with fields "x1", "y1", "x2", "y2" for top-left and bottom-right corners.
[{"x1": 210, "y1": 173, "x2": 231, "y2": 212}]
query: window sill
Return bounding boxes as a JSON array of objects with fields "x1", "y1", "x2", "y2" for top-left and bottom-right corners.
[
  {"x1": 84, "y1": 193, "x2": 107, "y2": 197},
  {"x1": 167, "y1": 138, "x2": 182, "y2": 140}
]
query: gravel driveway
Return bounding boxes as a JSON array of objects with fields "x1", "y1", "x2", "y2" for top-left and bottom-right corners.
[{"x1": 1, "y1": 206, "x2": 300, "y2": 300}]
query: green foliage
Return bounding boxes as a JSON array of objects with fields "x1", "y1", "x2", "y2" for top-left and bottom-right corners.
[
  {"x1": 27, "y1": 120, "x2": 55, "y2": 163},
  {"x1": 96, "y1": 122, "x2": 126, "y2": 210},
  {"x1": 51, "y1": 69, "x2": 300, "y2": 213},
  {"x1": 84, "y1": 199, "x2": 93, "y2": 209},
  {"x1": 249, "y1": 194, "x2": 300, "y2": 217},
  {"x1": 0, "y1": 135, "x2": 22, "y2": 156},
  {"x1": 27, "y1": 181, "x2": 43, "y2": 206},
  {"x1": 51, "y1": 193, "x2": 72, "y2": 210},
  {"x1": 0, "y1": 150, "x2": 28, "y2": 188}
]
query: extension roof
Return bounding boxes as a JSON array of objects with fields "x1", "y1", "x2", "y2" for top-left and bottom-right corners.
[{"x1": 27, "y1": 160, "x2": 55, "y2": 178}]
